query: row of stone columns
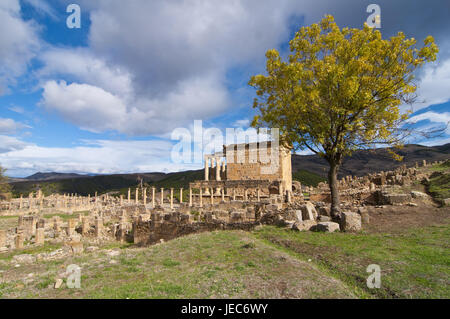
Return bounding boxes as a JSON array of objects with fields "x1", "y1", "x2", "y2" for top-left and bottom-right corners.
[{"x1": 204, "y1": 155, "x2": 226, "y2": 182}]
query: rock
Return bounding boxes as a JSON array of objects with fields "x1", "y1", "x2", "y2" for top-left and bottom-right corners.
[
  {"x1": 293, "y1": 210, "x2": 303, "y2": 222},
  {"x1": 86, "y1": 246, "x2": 99, "y2": 252},
  {"x1": 300, "y1": 202, "x2": 318, "y2": 221},
  {"x1": 54, "y1": 278, "x2": 63, "y2": 289},
  {"x1": 357, "y1": 207, "x2": 370, "y2": 224},
  {"x1": 340, "y1": 212, "x2": 362, "y2": 232},
  {"x1": 411, "y1": 191, "x2": 430, "y2": 199},
  {"x1": 318, "y1": 206, "x2": 331, "y2": 216},
  {"x1": 444, "y1": 198, "x2": 450, "y2": 206},
  {"x1": 284, "y1": 221, "x2": 296, "y2": 229},
  {"x1": 12, "y1": 254, "x2": 36, "y2": 264},
  {"x1": 316, "y1": 222, "x2": 340, "y2": 232},
  {"x1": 107, "y1": 250, "x2": 121, "y2": 257},
  {"x1": 66, "y1": 241, "x2": 84, "y2": 255},
  {"x1": 407, "y1": 202, "x2": 418, "y2": 207},
  {"x1": 318, "y1": 215, "x2": 331, "y2": 222},
  {"x1": 292, "y1": 220, "x2": 317, "y2": 231}
]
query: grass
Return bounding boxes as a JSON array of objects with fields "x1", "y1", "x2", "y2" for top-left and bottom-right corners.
[
  {"x1": 253, "y1": 225, "x2": 450, "y2": 299},
  {"x1": 0, "y1": 230, "x2": 355, "y2": 299}
]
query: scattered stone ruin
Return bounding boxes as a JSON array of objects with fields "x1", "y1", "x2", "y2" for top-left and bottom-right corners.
[{"x1": 0, "y1": 152, "x2": 448, "y2": 254}]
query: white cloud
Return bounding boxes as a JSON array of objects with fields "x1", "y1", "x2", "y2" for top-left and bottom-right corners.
[
  {"x1": 38, "y1": 48, "x2": 133, "y2": 97},
  {"x1": 0, "y1": 138, "x2": 202, "y2": 177},
  {"x1": 0, "y1": 0, "x2": 40, "y2": 94},
  {"x1": 404, "y1": 59, "x2": 450, "y2": 112},
  {"x1": 0, "y1": 118, "x2": 31, "y2": 134},
  {"x1": 0, "y1": 135, "x2": 29, "y2": 153},
  {"x1": 233, "y1": 119, "x2": 250, "y2": 128},
  {"x1": 41, "y1": 80, "x2": 127, "y2": 133}
]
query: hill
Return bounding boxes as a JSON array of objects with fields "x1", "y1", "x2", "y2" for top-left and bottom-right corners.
[
  {"x1": 292, "y1": 143, "x2": 450, "y2": 178},
  {"x1": 8, "y1": 143, "x2": 449, "y2": 196}
]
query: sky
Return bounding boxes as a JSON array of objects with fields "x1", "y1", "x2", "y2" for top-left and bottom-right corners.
[{"x1": 0, "y1": 0, "x2": 449, "y2": 177}]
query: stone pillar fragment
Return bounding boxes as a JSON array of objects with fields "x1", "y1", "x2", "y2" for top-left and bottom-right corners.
[
  {"x1": 189, "y1": 188, "x2": 192, "y2": 207},
  {"x1": 15, "y1": 231, "x2": 24, "y2": 249},
  {"x1": 152, "y1": 187, "x2": 156, "y2": 208},
  {"x1": 0, "y1": 230, "x2": 6, "y2": 248},
  {"x1": 35, "y1": 228, "x2": 44, "y2": 245}
]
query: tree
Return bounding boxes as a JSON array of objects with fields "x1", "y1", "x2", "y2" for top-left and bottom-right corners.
[
  {"x1": 249, "y1": 15, "x2": 438, "y2": 217},
  {"x1": 0, "y1": 165, "x2": 11, "y2": 195}
]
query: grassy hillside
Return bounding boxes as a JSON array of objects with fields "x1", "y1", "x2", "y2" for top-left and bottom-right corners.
[{"x1": 293, "y1": 169, "x2": 326, "y2": 187}]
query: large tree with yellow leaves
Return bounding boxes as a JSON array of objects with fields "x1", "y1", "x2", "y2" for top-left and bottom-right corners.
[{"x1": 250, "y1": 15, "x2": 438, "y2": 216}]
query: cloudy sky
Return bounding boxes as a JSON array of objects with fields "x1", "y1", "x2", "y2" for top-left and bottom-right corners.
[{"x1": 0, "y1": 0, "x2": 449, "y2": 177}]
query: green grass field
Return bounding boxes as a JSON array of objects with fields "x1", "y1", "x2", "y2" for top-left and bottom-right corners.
[{"x1": 1, "y1": 222, "x2": 448, "y2": 299}]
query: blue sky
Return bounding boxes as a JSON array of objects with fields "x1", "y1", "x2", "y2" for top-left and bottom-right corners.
[{"x1": 0, "y1": 0, "x2": 449, "y2": 177}]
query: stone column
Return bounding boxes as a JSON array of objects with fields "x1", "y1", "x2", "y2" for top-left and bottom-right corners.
[
  {"x1": 244, "y1": 189, "x2": 248, "y2": 201},
  {"x1": 233, "y1": 188, "x2": 236, "y2": 201},
  {"x1": 189, "y1": 188, "x2": 192, "y2": 207},
  {"x1": 204, "y1": 156, "x2": 210, "y2": 181},
  {"x1": 286, "y1": 190, "x2": 291, "y2": 203},
  {"x1": 81, "y1": 217, "x2": 89, "y2": 235},
  {"x1": 221, "y1": 188, "x2": 225, "y2": 202},
  {"x1": 215, "y1": 157, "x2": 221, "y2": 180},
  {"x1": 257, "y1": 188, "x2": 260, "y2": 202},
  {"x1": 19, "y1": 195, "x2": 23, "y2": 209},
  {"x1": 128, "y1": 188, "x2": 131, "y2": 203},
  {"x1": 179, "y1": 188, "x2": 183, "y2": 204},
  {"x1": 160, "y1": 188, "x2": 164, "y2": 206},
  {"x1": 15, "y1": 231, "x2": 24, "y2": 249},
  {"x1": 152, "y1": 187, "x2": 156, "y2": 208},
  {"x1": 143, "y1": 188, "x2": 147, "y2": 205},
  {"x1": 35, "y1": 228, "x2": 44, "y2": 245},
  {"x1": 0, "y1": 230, "x2": 6, "y2": 248},
  {"x1": 135, "y1": 188, "x2": 139, "y2": 204},
  {"x1": 120, "y1": 195, "x2": 123, "y2": 206},
  {"x1": 67, "y1": 219, "x2": 76, "y2": 237},
  {"x1": 210, "y1": 190, "x2": 214, "y2": 205},
  {"x1": 199, "y1": 188, "x2": 203, "y2": 208},
  {"x1": 170, "y1": 188, "x2": 174, "y2": 209},
  {"x1": 95, "y1": 217, "x2": 103, "y2": 238}
]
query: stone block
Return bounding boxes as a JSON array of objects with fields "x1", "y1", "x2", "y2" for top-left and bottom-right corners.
[
  {"x1": 292, "y1": 220, "x2": 317, "y2": 231},
  {"x1": 316, "y1": 222, "x2": 340, "y2": 232},
  {"x1": 340, "y1": 212, "x2": 362, "y2": 232}
]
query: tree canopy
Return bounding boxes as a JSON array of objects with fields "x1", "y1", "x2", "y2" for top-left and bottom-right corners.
[{"x1": 249, "y1": 15, "x2": 438, "y2": 215}]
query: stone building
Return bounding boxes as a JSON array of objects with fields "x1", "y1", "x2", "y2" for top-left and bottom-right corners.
[{"x1": 190, "y1": 142, "x2": 292, "y2": 200}]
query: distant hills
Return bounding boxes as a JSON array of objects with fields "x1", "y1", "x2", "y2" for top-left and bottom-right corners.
[
  {"x1": 292, "y1": 143, "x2": 450, "y2": 178},
  {"x1": 8, "y1": 143, "x2": 450, "y2": 196}
]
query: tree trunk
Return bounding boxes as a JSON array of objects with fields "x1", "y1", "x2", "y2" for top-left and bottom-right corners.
[{"x1": 327, "y1": 160, "x2": 341, "y2": 218}]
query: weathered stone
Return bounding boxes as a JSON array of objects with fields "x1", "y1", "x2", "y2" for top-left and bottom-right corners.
[
  {"x1": 12, "y1": 254, "x2": 36, "y2": 264},
  {"x1": 316, "y1": 222, "x2": 340, "y2": 232},
  {"x1": 318, "y1": 206, "x2": 331, "y2": 216},
  {"x1": 357, "y1": 207, "x2": 370, "y2": 224},
  {"x1": 410, "y1": 191, "x2": 431, "y2": 199},
  {"x1": 340, "y1": 212, "x2": 362, "y2": 232},
  {"x1": 0, "y1": 229, "x2": 6, "y2": 248},
  {"x1": 318, "y1": 215, "x2": 331, "y2": 222},
  {"x1": 66, "y1": 241, "x2": 84, "y2": 255},
  {"x1": 292, "y1": 220, "x2": 317, "y2": 231},
  {"x1": 35, "y1": 227, "x2": 45, "y2": 245},
  {"x1": 54, "y1": 278, "x2": 63, "y2": 289},
  {"x1": 300, "y1": 202, "x2": 318, "y2": 221}
]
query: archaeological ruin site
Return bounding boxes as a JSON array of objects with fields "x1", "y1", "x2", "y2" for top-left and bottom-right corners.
[{"x1": 1, "y1": 142, "x2": 447, "y2": 255}]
